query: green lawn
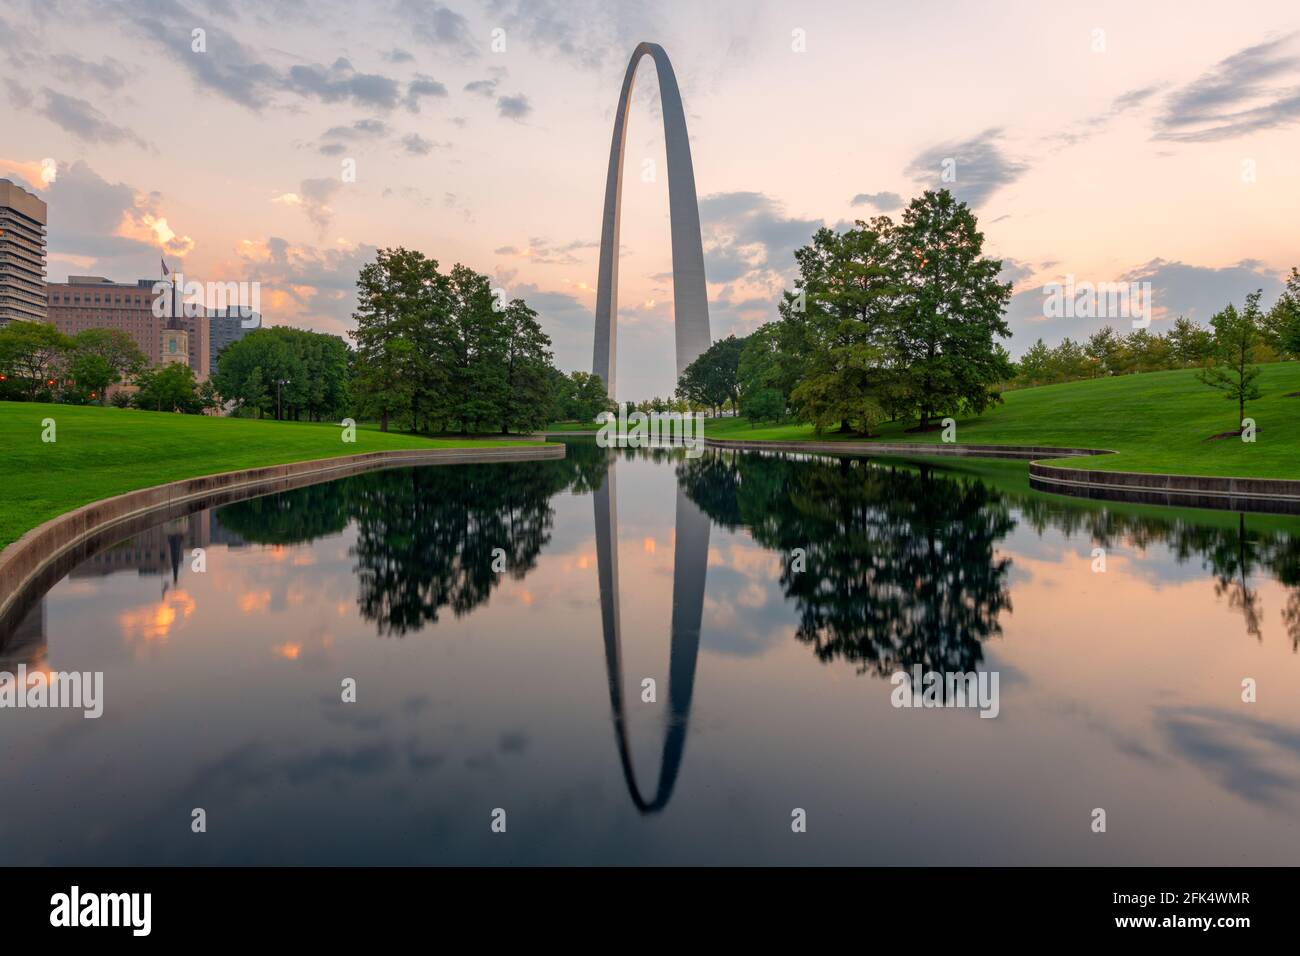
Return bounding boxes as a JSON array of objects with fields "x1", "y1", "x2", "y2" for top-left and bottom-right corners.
[
  {"x1": 701, "y1": 362, "x2": 1300, "y2": 479},
  {"x1": 0, "y1": 402, "x2": 543, "y2": 550},
  {"x1": 542, "y1": 421, "x2": 604, "y2": 431}
]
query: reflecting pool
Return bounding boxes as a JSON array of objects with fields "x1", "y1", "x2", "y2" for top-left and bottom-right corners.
[{"x1": 3, "y1": 439, "x2": 1300, "y2": 864}]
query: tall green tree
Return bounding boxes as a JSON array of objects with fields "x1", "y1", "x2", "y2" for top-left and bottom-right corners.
[
  {"x1": 676, "y1": 334, "x2": 744, "y2": 416},
  {"x1": 778, "y1": 222, "x2": 896, "y2": 433},
  {"x1": 297, "y1": 330, "x2": 351, "y2": 421},
  {"x1": 214, "y1": 328, "x2": 302, "y2": 419},
  {"x1": 889, "y1": 189, "x2": 1013, "y2": 428},
  {"x1": 1167, "y1": 316, "x2": 1214, "y2": 367},
  {"x1": 350, "y1": 247, "x2": 561, "y2": 434},
  {"x1": 740, "y1": 386, "x2": 785, "y2": 423},
  {"x1": 737, "y1": 321, "x2": 800, "y2": 418},
  {"x1": 1125, "y1": 328, "x2": 1173, "y2": 373},
  {"x1": 350, "y1": 248, "x2": 441, "y2": 431},
  {"x1": 1261, "y1": 267, "x2": 1300, "y2": 359},
  {"x1": 1017, "y1": 339, "x2": 1054, "y2": 386},
  {"x1": 1198, "y1": 291, "x2": 1263, "y2": 433},
  {"x1": 551, "y1": 370, "x2": 613, "y2": 423},
  {"x1": 0, "y1": 321, "x2": 70, "y2": 399},
  {"x1": 440, "y1": 264, "x2": 508, "y2": 432},
  {"x1": 68, "y1": 353, "x2": 116, "y2": 402},
  {"x1": 1085, "y1": 326, "x2": 1125, "y2": 376},
  {"x1": 215, "y1": 327, "x2": 349, "y2": 421},
  {"x1": 497, "y1": 298, "x2": 554, "y2": 433},
  {"x1": 68, "y1": 328, "x2": 148, "y2": 403},
  {"x1": 134, "y1": 362, "x2": 203, "y2": 413}
]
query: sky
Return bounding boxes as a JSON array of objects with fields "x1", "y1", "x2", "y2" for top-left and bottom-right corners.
[{"x1": 1, "y1": 0, "x2": 1298, "y2": 399}]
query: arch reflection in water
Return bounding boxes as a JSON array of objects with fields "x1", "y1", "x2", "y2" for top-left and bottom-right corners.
[
  {"x1": 7, "y1": 443, "x2": 1300, "y2": 863},
  {"x1": 593, "y1": 458, "x2": 710, "y2": 813}
]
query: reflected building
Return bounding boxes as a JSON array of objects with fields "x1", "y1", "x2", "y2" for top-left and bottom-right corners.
[
  {"x1": 206, "y1": 510, "x2": 248, "y2": 550},
  {"x1": 70, "y1": 512, "x2": 212, "y2": 583},
  {"x1": 0, "y1": 598, "x2": 46, "y2": 671},
  {"x1": 60, "y1": 511, "x2": 245, "y2": 591}
]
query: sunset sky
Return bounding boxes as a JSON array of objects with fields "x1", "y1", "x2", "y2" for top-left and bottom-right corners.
[{"x1": 2, "y1": 0, "x2": 1298, "y2": 398}]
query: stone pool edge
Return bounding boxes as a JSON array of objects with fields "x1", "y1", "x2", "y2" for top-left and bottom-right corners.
[
  {"x1": 0, "y1": 444, "x2": 565, "y2": 630},
  {"x1": 704, "y1": 438, "x2": 1108, "y2": 461},
  {"x1": 704, "y1": 439, "x2": 1300, "y2": 515}
]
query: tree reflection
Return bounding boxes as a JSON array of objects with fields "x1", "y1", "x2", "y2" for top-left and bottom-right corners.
[
  {"x1": 207, "y1": 440, "x2": 1300, "y2": 651},
  {"x1": 351, "y1": 463, "x2": 560, "y2": 634},
  {"x1": 214, "y1": 481, "x2": 353, "y2": 545},
  {"x1": 680, "y1": 449, "x2": 1300, "y2": 671},
  {"x1": 212, "y1": 447, "x2": 607, "y2": 636},
  {"x1": 1275, "y1": 538, "x2": 1300, "y2": 652},
  {"x1": 679, "y1": 452, "x2": 1016, "y2": 675},
  {"x1": 1016, "y1": 495, "x2": 1300, "y2": 648}
]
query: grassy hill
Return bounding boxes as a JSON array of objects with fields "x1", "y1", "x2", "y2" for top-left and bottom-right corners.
[
  {"x1": 0, "y1": 402, "x2": 541, "y2": 550},
  {"x1": 543, "y1": 421, "x2": 605, "y2": 431},
  {"x1": 701, "y1": 362, "x2": 1300, "y2": 479}
]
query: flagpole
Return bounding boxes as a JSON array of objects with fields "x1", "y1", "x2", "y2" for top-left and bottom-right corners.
[{"x1": 161, "y1": 257, "x2": 175, "y2": 322}]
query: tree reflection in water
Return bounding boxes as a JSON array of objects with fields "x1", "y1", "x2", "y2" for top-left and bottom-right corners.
[
  {"x1": 679, "y1": 451, "x2": 1016, "y2": 675},
  {"x1": 212, "y1": 441, "x2": 1300, "y2": 655},
  {"x1": 10, "y1": 439, "x2": 1297, "y2": 821},
  {"x1": 214, "y1": 440, "x2": 609, "y2": 635},
  {"x1": 1016, "y1": 491, "x2": 1300, "y2": 650}
]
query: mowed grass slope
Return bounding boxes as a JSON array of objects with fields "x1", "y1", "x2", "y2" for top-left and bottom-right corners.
[
  {"x1": 542, "y1": 421, "x2": 604, "y2": 431},
  {"x1": 703, "y1": 362, "x2": 1300, "y2": 479},
  {"x1": 0, "y1": 402, "x2": 540, "y2": 550}
]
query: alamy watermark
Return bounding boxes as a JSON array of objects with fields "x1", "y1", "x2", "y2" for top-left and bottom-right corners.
[
  {"x1": 50, "y1": 886, "x2": 150, "y2": 936},
  {"x1": 596, "y1": 404, "x2": 706, "y2": 458},
  {"x1": 0, "y1": 665, "x2": 103, "y2": 718},
  {"x1": 890, "y1": 666, "x2": 999, "y2": 718},
  {"x1": 1043, "y1": 275, "x2": 1152, "y2": 329},
  {"x1": 152, "y1": 273, "x2": 261, "y2": 328}
]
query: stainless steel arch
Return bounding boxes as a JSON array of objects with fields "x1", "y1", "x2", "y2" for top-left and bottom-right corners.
[{"x1": 593, "y1": 42, "x2": 712, "y2": 399}]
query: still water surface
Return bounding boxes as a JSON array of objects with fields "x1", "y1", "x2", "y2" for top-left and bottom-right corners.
[{"x1": 4, "y1": 439, "x2": 1300, "y2": 864}]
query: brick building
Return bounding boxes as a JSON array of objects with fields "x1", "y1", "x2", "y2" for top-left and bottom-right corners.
[{"x1": 45, "y1": 276, "x2": 210, "y2": 378}]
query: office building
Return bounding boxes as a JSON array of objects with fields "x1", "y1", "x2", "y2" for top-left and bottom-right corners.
[
  {"x1": 0, "y1": 179, "x2": 48, "y2": 327},
  {"x1": 208, "y1": 307, "x2": 258, "y2": 375},
  {"x1": 46, "y1": 276, "x2": 210, "y2": 378}
]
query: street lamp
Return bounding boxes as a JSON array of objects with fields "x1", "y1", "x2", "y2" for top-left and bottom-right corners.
[{"x1": 276, "y1": 378, "x2": 291, "y2": 421}]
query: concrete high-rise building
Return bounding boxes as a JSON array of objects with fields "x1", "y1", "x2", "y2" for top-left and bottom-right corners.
[
  {"x1": 46, "y1": 276, "x2": 210, "y2": 378},
  {"x1": 0, "y1": 179, "x2": 49, "y2": 327},
  {"x1": 208, "y1": 307, "x2": 258, "y2": 375}
]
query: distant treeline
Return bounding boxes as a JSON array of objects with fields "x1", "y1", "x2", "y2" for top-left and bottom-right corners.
[
  {"x1": 0, "y1": 247, "x2": 616, "y2": 431},
  {"x1": 1012, "y1": 269, "x2": 1300, "y2": 388}
]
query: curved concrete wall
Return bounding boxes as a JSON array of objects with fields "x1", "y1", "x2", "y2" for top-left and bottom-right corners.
[
  {"x1": 1029, "y1": 462, "x2": 1300, "y2": 515},
  {"x1": 707, "y1": 438, "x2": 1300, "y2": 514},
  {"x1": 0, "y1": 444, "x2": 564, "y2": 634},
  {"x1": 704, "y1": 438, "x2": 1110, "y2": 460},
  {"x1": 593, "y1": 43, "x2": 711, "y2": 398}
]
